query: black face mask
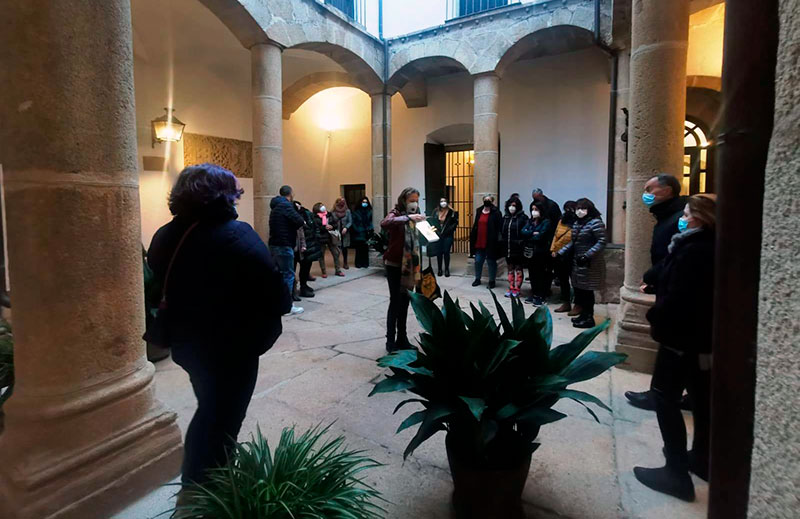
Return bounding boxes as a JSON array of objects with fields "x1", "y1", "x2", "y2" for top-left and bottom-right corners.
[{"x1": 483, "y1": 201, "x2": 493, "y2": 208}]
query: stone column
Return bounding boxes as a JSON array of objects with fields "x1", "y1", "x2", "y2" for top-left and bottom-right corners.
[
  {"x1": 610, "y1": 49, "x2": 631, "y2": 244},
  {"x1": 0, "y1": 2, "x2": 182, "y2": 518},
  {"x1": 252, "y1": 42, "x2": 283, "y2": 242},
  {"x1": 371, "y1": 93, "x2": 392, "y2": 229},
  {"x1": 473, "y1": 73, "x2": 500, "y2": 211},
  {"x1": 615, "y1": 0, "x2": 690, "y2": 372}
]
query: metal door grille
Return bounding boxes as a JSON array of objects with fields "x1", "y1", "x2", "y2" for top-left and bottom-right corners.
[{"x1": 445, "y1": 150, "x2": 474, "y2": 253}]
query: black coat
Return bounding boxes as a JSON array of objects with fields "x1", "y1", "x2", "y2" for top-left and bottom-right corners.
[
  {"x1": 148, "y1": 215, "x2": 290, "y2": 357},
  {"x1": 469, "y1": 206, "x2": 503, "y2": 259},
  {"x1": 352, "y1": 207, "x2": 374, "y2": 243},
  {"x1": 501, "y1": 213, "x2": 529, "y2": 263},
  {"x1": 646, "y1": 229, "x2": 715, "y2": 354},
  {"x1": 650, "y1": 196, "x2": 687, "y2": 267},
  {"x1": 299, "y1": 208, "x2": 323, "y2": 262},
  {"x1": 268, "y1": 196, "x2": 305, "y2": 248},
  {"x1": 531, "y1": 197, "x2": 562, "y2": 243}
]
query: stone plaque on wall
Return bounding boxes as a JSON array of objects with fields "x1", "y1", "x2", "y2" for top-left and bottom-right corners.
[{"x1": 183, "y1": 133, "x2": 252, "y2": 178}]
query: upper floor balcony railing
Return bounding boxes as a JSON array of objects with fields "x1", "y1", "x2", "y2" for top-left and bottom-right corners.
[
  {"x1": 446, "y1": 0, "x2": 522, "y2": 21},
  {"x1": 323, "y1": 0, "x2": 369, "y2": 29}
]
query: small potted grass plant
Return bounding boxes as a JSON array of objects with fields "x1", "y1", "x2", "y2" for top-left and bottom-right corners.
[
  {"x1": 369, "y1": 291, "x2": 626, "y2": 518},
  {"x1": 174, "y1": 424, "x2": 385, "y2": 519}
]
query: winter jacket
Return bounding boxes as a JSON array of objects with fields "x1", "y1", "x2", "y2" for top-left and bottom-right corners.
[
  {"x1": 268, "y1": 196, "x2": 305, "y2": 248},
  {"x1": 469, "y1": 206, "x2": 503, "y2": 259},
  {"x1": 650, "y1": 195, "x2": 687, "y2": 267},
  {"x1": 299, "y1": 209, "x2": 323, "y2": 262},
  {"x1": 646, "y1": 229, "x2": 715, "y2": 354},
  {"x1": 381, "y1": 208, "x2": 412, "y2": 266},
  {"x1": 522, "y1": 217, "x2": 553, "y2": 258},
  {"x1": 352, "y1": 207, "x2": 374, "y2": 243},
  {"x1": 331, "y1": 209, "x2": 353, "y2": 248},
  {"x1": 501, "y1": 212, "x2": 530, "y2": 263},
  {"x1": 148, "y1": 214, "x2": 289, "y2": 357},
  {"x1": 314, "y1": 212, "x2": 336, "y2": 246},
  {"x1": 531, "y1": 197, "x2": 561, "y2": 244},
  {"x1": 559, "y1": 217, "x2": 607, "y2": 291},
  {"x1": 550, "y1": 220, "x2": 573, "y2": 254}
]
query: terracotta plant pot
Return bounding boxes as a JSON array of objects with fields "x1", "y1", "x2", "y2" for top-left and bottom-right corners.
[{"x1": 446, "y1": 433, "x2": 532, "y2": 519}]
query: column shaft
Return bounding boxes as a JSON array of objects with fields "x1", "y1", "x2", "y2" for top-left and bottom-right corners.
[
  {"x1": 0, "y1": 2, "x2": 182, "y2": 517},
  {"x1": 611, "y1": 49, "x2": 631, "y2": 244},
  {"x1": 473, "y1": 73, "x2": 500, "y2": 211},
  {"x1": 615, "y1": 0, "x2": 690, "y2": 372},
  {"x1": 252, "y1": 43, "x2": 283, "y2": 242},
  {"x1": 370, "y1": 93, "x2": 392, "y2": 229}
]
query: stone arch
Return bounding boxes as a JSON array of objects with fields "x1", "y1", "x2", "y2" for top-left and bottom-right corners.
[
  {"x1": 426, "y1": 123, "x2": 474, "y2": 146},
  {"x1": 197, "y1": 0, "x2": 385, "y2": 86},
  {"x1": 388, "y1": 56, "x2": 470, "y2": 109},
  {"x1": 283, "y1": 72, "x2": 364, "y2": 119},
  {"x1": 687, "y1": 75, "x2": 722, "y2": 92},
  {"x1": 495, "y1": 25, "x2": 597, "y2": 78}
]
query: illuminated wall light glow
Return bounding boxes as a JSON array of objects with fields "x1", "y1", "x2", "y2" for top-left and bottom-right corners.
[{"x1": 305, "y1": 87, "x2": 362, "y2": 132}]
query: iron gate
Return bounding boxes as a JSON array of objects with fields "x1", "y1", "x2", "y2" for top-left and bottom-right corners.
[{"x1": 445, "y1": 149, "x2": 474, "y2": 253}]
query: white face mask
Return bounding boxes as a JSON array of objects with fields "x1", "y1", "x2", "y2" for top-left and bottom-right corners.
[
  {"x1": 531, "y1": 210, "x2": 540, "y2": 218},
  {"x1": 407, "y1": 201, "x2": 419, "y2": 212},
  {"x1": 319, "y1": 206, "x2": 326, "y2": 213},
  {"x1": 576, "y1": 209, "x2": 588, "y2": 218},
  {"x1": 440, "y1": 201, "x2": 448, "y2": 208},
  {"x1": 508, "y1": 205, "x2": 517, "y2": 214}
]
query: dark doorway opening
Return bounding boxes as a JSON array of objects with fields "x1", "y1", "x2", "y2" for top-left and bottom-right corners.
[
  {"x1": 341, "y1": 184, "x2": 366, "y2": 211},
  {"x1": 425, "y1": 143, "x2": 475, "y2": 254}
]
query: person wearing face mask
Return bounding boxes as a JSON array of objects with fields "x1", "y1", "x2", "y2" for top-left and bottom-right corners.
[
  {"x1": 426, "y1": 198, "x2": 459, "y2": 277},
  {"x1": 331, "y1": 197, "x2": 353, "y2": 271},
  {"x1": 312, "y1": 202, "x2": 342, "y2": 278},
  {"x1": 556, "y1": 198, "x2": 606, "y2": 328},
  {"x1": 501, "y1": 197, "x2": 529, "y2": 298},
  {"x1": 351, "y1": 197, "x2": 374, "y2": 269},
  {"x1": 521, "y1": 202, "x2": 552, "y2": 305},
  {"x1": 530, "y1": 188, "x2": 562, "y2": 297},
  {"x1": 633, "y1": 194, "x2": 716, "y2": 501},
  {"x1": 550, "y1": 201, "x2": 578, "y2": 313},
  {"x1": 626, "y1": 173, "x2": 689, "y2": 411},
  {"x1": 293, "y1": 200, "x2": 321, "y2": 299},
  {"x1": 470, "y1": 195, "x2": 503, "y2": 289},
  {"x1": 381, "y1": 188, "x2": 426, "y2": 352}
]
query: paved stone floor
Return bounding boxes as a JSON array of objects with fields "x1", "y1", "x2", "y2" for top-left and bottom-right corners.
[{"x1": 119, "y1": 261, "x2": 707, "y2": 519}]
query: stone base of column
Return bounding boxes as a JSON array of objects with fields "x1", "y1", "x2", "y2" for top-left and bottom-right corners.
[
  {"x1": 0, "y1": 366, "x2": 183, "y2": 519},
  {"x1": 613, "y1": 286, "x2": 659, "y2": 373}
]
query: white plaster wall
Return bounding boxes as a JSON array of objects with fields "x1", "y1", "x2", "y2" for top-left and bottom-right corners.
[{"x1": 391, "y1": 48, "x2": 610, "y2": 220}]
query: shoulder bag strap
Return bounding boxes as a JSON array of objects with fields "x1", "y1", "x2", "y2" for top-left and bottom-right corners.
[{"x1": 160, "y1": 222, "x2": 200, "y2": 305}]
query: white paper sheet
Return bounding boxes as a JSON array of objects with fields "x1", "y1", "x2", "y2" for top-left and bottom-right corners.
[{"x1": 415, "y1": 220, "x2": 440, "y2": 242}]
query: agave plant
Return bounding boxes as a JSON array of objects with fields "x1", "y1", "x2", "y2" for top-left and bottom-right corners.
[
  {"x1": 175, "y1": 424, "x2": 385, "y2": 519},
  {"x1": 0, "y1": 320, "x2": 13, "y2": 409},
  {"x1": 369, "y1": 291, "x2": 627, "y2": 468}
]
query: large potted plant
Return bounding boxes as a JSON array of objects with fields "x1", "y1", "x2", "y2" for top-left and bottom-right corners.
[
  {"x1": 369, "y1": 291, "x2": 626, "y2": 518},
  {"x1": 174, "y1": 424, "x2": 386, "y2": 519}
]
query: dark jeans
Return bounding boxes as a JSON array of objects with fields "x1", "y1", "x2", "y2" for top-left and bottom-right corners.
[
  {"x1": 354, "y1": 241, "x2": 370, "y2": 268},
  {"x1": 295, "y1": 257, "x2": 312, "y2": 288},
  {"x1": 172, "y1": 345, "x2": 259, "y2": 484},
  {"x1": 436, "y1": 236, "x2": 454, "y2": 273},
  {"x1": 527, "y1": 255, "x2": 550, "y2": 298},
  {"x1": 385, "y1": 265, "x2": 410, "y2": 344},
  {"x1": 651, "y1": 346, "x2": 711, "y2": 473},
  {"x1": 474, "y1": 249, "x2": 497, "y2": 282},
  {"x1": 554, "y1": 254, "x2": 572, "y2": 303},
  {"x1": 342, "y1": 246, "x2": 349, "y2": 265},
  {"x1": 269, "y1": 245, "x2": 295, "y2": 297},
  {"x1": 573, "y1": 287, "x2": 595, "y2": 317}
]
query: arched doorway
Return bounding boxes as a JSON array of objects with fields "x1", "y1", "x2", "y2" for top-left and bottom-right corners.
[{"x1": 683, "y1": 117, "x2": 715, "y2": 195}]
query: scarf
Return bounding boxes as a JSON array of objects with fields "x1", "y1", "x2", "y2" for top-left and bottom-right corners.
[
  {"x1": 333, "y1": 202, "x2": 348, "y2": 220},
  {"x1": 667, "y1": 226, "x2": 702, "y2": 254},
  {"x1": 317, "y1": 212, "x2": 328, "y2": 226},
  {"x1": 401, "y1": 218, "x2": 422, "y2": 291}
]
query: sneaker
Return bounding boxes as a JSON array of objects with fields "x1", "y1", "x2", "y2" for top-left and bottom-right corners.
[
  {"x1": 512, "y1": 291, "x2": 521, "y2": 298},
  {"x1": 504, "y1": 291, "x2": 513, "y2": 298},
  {"x1": 290, "y1": 305, "x2": 305, "y2": 315},
  {"x1": 524, "y1": 296, "x2": 535, "y2": 304},
  {"x1": 532, "y1": 297, "x2": 544, "y2": 306},
  {"x1": 573, "y1": 316, "x2": 595, "y2": 329}
]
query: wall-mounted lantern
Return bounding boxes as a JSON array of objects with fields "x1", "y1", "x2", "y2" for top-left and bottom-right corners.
[{"x1": 151, "y1": 107, "x2": 186, "y2": 147}]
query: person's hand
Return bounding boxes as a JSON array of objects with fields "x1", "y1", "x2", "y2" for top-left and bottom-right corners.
[
  {"x1": 552, "y1": 252, "x2": 558, "y2": 258},
  {"x1": 640, "y1": 283, "x2": 648, "y2": 293},
  {"x1": 410, "y1": 214, "x2": 426, "y2": 222},
  {"x1": 326, "y1": 225, "x2": 333, "y2": 230},
  {"x1": 342, "y1": 228, "x2": 348, "y2": 235},
  {"x1": 533, "y1": 232, "x2": 540, "y2": 237},
  {"x1": 301, "y1": 247, "x2": 307, "y2": 253}
]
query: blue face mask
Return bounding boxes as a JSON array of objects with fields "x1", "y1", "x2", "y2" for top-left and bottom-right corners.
[
  {"x1": 642, "y1": 192, "x2": 656, "y2": 207},
  {"x1": 678, "y1": 217, "x2": 689, "y2": 232},
  {"x1": 362, "y1": 202, "x2": 368, "y2": 208}
]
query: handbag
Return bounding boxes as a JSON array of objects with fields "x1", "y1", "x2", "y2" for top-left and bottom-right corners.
[
  {"x1": 142, "y1": 222, "x2": 199, "y2": 348},
  {"x1": 328, "y1": 229, "x2": 342, "y2": 246},
  {"x1": 523, "y1": 245, "x2": 535, "y2": 259},
  {"x1": 417, "y1": 257, "x2": 442, "y2": 302}
]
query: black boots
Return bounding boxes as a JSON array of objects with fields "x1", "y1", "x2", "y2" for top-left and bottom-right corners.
[
  {"x1": 572, "y1": 315, "x2": 595, "y2": 328},
  {"x1": 299, "y1": 286, "x2": 315, "y2": 298},
  {"x1": 626, "y1": 390, "x2": 693, "y2": 411},
  {"x1": 633, "y1": 465, "x2": 696, "y2": 502},
  {"x1": 444, "y1": 268, "x2": 450, "y2": 277}
]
